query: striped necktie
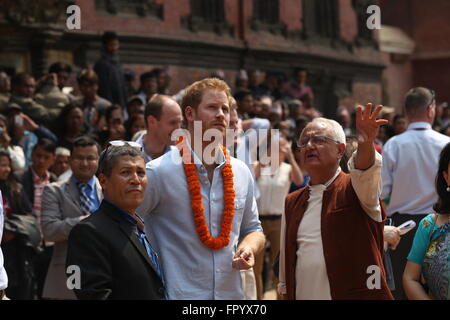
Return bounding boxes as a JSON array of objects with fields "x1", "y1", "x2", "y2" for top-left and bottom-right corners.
[{"x1": 78, "y1": 182, "x2": 94, "y2": 215}]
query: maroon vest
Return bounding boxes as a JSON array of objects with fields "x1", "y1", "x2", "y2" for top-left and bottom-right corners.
[{"x1": 284, "y1": 172, "x2": 394, "y2": 300}]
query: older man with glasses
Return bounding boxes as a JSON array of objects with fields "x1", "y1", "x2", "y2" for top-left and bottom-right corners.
[
  {"x1": 279, "y1": 103, "x2": 394, "y2": 300},
  {"x1": 41, "y1": 136, "x2": 102, "y2": 299}
]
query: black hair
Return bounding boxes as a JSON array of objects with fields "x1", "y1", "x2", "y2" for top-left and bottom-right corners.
[
  {"x1": 33, "y1": 138, "x2": 57, "y2": 154},
  {"x1": 101, "y1": 31, "x2": 118, "y2": 45},
  {"x1": 233, "y1": 89, "x2": 253, "y2": 101},
  {"x1": 433, "y1": 142, "x2": 450, "y2": 214},
  {"x1": 98, "y1": 144, "x2": 143, "y2": 177},
  {"x1": 104, "y1": 104, "x2": 122, "y2": 123},
  {"x1": 71, "y1": 135, "x2": 101, "y2": 155},
  {"x1": 140, "y1": 71, "x2": 157, "y2": 84},
  {"x1": 10, "y1": 72, "x2": 32, "y2": 88},
  {"x1": 48, "y1": 62, "x2": 72, "y2": 74}
]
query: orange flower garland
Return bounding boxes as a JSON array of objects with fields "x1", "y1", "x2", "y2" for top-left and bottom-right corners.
[{"x1": 177, "y1": 137, "x2": 235, "y2": 250}]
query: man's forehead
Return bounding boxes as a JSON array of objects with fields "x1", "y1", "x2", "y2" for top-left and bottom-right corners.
[
  {"x1": 114, "y1": 155, "x2": 145, "y2": 168},
  {"x1": 302, "y1": 122, "x2": 330, "y2": 136}
]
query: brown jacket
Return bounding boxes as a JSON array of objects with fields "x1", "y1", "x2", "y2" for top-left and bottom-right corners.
[{"x1": 284, "y1": 171, "x2": 394, "y2": 300}]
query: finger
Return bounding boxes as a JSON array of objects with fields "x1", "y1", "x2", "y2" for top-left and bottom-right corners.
[
  {"x1": 375, "y1": 119, "x2": 389, "y2": 127},
  {"x1": 356, "y1": 105, "x2": 363, "y2": 120},
  {"x1": 370, "y1": 105, "x2": 384, "y2": 120},
  {"x1": 365, "y1": 103, "x2": 373, "y2": 117}
]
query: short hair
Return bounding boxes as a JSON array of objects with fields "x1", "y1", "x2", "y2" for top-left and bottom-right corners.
[
  {"x1": 70, "y1": 136, "x2": 101, "y2": 155},
  {"x1": 229, "y1": 96, "x2": 237, "y2": 111},
  {"x1": 404, "y1": 87, "x2": 435, "y2": 117},
  {"x1": 140, "y1": 71, "x2": 157, "y2": 84},
  {"x1": 48, "y1": 62, "x2": 72, "y2": 74},
  {"x1": 77, "y1": 69, "x2": 98, "y2": 86},
  {"x1": 308, "y1": 118, "x2": 346, "y2": 144},
  {"x1": 97, "y1": 145, "x2": 144, "y2": 177},
  {"x1": 233, "y1": 89, "x2": 252, "y2": 102},
  {"x1": 11, "y1": 72, "x2": 33, "y2": 88},
  {"x1": 293, "y1": 67, "x2": 307, "y2": 75},
  {"x1": 144, "y1": 94, "x2": 171, "y2": 122},
  {"x1": 181, "y1": 78, "x2": 232, "y2": 117},
  {"x1": 101, "y1": 31, "x2": 118, "y2": 45},
  {"x1": 104, "y1": 104, "x2": 122, "y2": 123},
  {"x1": 33, "y1": 138, "x2": 57, "y2": 154}
]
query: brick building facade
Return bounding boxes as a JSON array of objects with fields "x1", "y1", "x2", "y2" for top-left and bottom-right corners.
[{"x1": 2, "y1": 0, "x2": 427, "y2": 117}]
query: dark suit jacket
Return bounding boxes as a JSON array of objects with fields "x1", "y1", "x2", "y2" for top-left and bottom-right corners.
[
  {"x1": 66, "y1": 200, "x2": 165, "y2": 300},
  {"x1": 20, "y1": 168, "x2": 57, "y2": 206}
]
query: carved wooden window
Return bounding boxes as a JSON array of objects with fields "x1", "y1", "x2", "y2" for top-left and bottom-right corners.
[
  {"x1": 303, "y1": 0, "x2": 340, "y2": 39},
  {"x1": 251, "y1": 0, "x2": 285, "y2": 34},
  {"x1": 182, "y1": 0, "x2": 233, "y2": 36},
  {"x1": 352, "y1": 0, "x2": 377, "y2": 47},
  {"x1": 95, "y1": 0, "x2": 163, "y2": 19}
]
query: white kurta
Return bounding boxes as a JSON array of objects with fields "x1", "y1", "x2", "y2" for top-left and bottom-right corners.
[{"x1": 278, "y1": 151, "x2": 383, "y2": 299}]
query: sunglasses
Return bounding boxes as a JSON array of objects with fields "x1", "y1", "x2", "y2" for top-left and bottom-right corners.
[{"x1": 99, "y1": 140, "x2": 143, "y2": 164}]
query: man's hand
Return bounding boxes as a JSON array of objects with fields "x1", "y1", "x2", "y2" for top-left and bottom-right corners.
[
  {"x1": 384, "y1": 226, "x2": 401, "y2": 250},
  {"x1": 21, "y1": 113, "x2": 39, "y2": 132},
  {"x1": 355, "y1": 103, "x2": 389, "y2": 144},
  {"x1": 232, "y1": 246, "x2": 255, "y2": 270}
]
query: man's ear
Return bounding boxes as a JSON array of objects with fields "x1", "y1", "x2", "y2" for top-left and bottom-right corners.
[
  {"x1": 146, "y1": 115, "x2": 156, "y2": 128},
  {"x1": 98, "y1": 173, "x2": 107, "y2": 190},
  {"x1": 337, "y1": 143, "x2": 346, "y2": 158},
  {"x1": 184, "y1": 106, "x2": 195, "y2": 123}
]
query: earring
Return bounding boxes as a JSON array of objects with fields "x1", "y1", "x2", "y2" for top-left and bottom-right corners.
[{"x1": 446, "y1": 186, "x2": 450, "y2": 192}]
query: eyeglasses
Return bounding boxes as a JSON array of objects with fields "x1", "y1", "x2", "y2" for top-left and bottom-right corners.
[
  {"x1": 297, "y1": 135, "x2": 340, "y2": 148},
  {"x1": 99, "y1": 140, "x2": 143, "y2": 165},
  {"x1": 108, "y1": 140, "x2": 142, "y2": 151}
]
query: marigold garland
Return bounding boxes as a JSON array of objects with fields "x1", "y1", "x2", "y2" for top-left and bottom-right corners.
[{"x1": 177, "y1": 137, "x2": 235, "y2": 250}]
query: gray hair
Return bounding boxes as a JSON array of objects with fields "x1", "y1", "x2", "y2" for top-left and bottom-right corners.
[
  {"x1": 311, "y1": 117, "x2": 346, "y2": 144},
  {"x1": 97, "y1": 145, "x2": 144, "y2": 177},
  {"x1": 55, "y1": 147, "x2": 70, "y2": 157}
]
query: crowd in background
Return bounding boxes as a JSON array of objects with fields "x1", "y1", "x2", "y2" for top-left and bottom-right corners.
[{"x1": 0, "y1": 31, "x2": 449, "y2": 300}]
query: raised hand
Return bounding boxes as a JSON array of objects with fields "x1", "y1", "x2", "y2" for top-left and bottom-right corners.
[{"x1": 355, "y1": 103, "x2": 389, "y2": 144}]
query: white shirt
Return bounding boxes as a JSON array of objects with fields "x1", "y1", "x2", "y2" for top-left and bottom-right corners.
[
  {"x1": 381, "y1": 122, "x2": 450, "y2": 215},
  {"x1": 278, "y1": 151, "x2": 383, "y2": 299},
  {"x1": 0, "y1": 191, "x2": 8, "y2": 290},
  {"x1": 257, "y1": 162, "x2": 292, "y2": 216}
]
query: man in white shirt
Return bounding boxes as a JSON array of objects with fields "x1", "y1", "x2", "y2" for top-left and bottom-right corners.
[
  {"x1": 381, "y1": 87, "x2": 450, "y2": 299},
  {"x1": 0, "y1": 191, "x2": 8, "y2": 300},
  {"x1": 135, "y1": 94, "x2": 182, "y2": 163}
]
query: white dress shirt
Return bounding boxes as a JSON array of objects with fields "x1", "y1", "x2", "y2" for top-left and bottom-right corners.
[
  {"x1": 278, "y1": 151, "x2": 383, "y2": 299},
  {"x1": 0, "y1": 191, "x2": 8, "y2": 291},
  {"x1": 381, "y1": 122, "x2": 450, "y2": 215}
]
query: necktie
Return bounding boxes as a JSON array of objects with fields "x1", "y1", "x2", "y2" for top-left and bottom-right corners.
[{"x1": 78, "y1": 182, "x2": 94, "y2": 214}]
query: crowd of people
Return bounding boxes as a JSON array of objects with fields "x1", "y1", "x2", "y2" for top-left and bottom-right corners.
[{"x1": 0, "y1": 31, "x2": 449, "y2": 300}]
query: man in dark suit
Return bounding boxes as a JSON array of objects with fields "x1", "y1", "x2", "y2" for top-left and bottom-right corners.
[{"x1": 66, "y1": 142, "x2": 165, "y2": 300}]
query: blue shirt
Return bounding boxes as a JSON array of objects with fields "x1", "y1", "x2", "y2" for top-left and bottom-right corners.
[
  {"x1": 103, "y1": 200, "x2": 165, "y2": 286},
  {"x1": 137, "y1": 143, "x2": 262, "y2": 299},
  {"x1": 71, "y1": 175, "x2": 101, "y2": 212}
]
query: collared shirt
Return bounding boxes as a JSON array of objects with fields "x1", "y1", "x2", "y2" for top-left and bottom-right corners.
[
  {"x1": 135, "y1": 132, "x2": 175, "y2": 163},
  {"x1": 381, "y1": 122, "x2": 450, "y2": 215},
  {"x1": 70, "y1": 175, "x2": 101, "y2": 212},
  {"x1": 0, "y1": 191, "x2": 8, "y2": 290},
  {"x1": 278, "y1": 152, "x2": 383, "y2": 299},
  {"x1": 103, "y1": 200, "x2": 165, "y2": 286},
  {"x1": 137, "y1": 142, "x2": 262, "y2": 300},
  {"x1": 32, "y1": 168, "x2": 50, "y2": 222}
]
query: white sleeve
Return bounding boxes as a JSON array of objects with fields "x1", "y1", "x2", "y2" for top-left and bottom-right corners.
[
  {"x1": 136, "y1": 164, "x2": 161, "y2": 219},
  {"x1": 348, "y1": 150, "x2": 383, "y2": 222},
  {"x1": 277, "y1": 210, "x2": 287, "y2": 295}
]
